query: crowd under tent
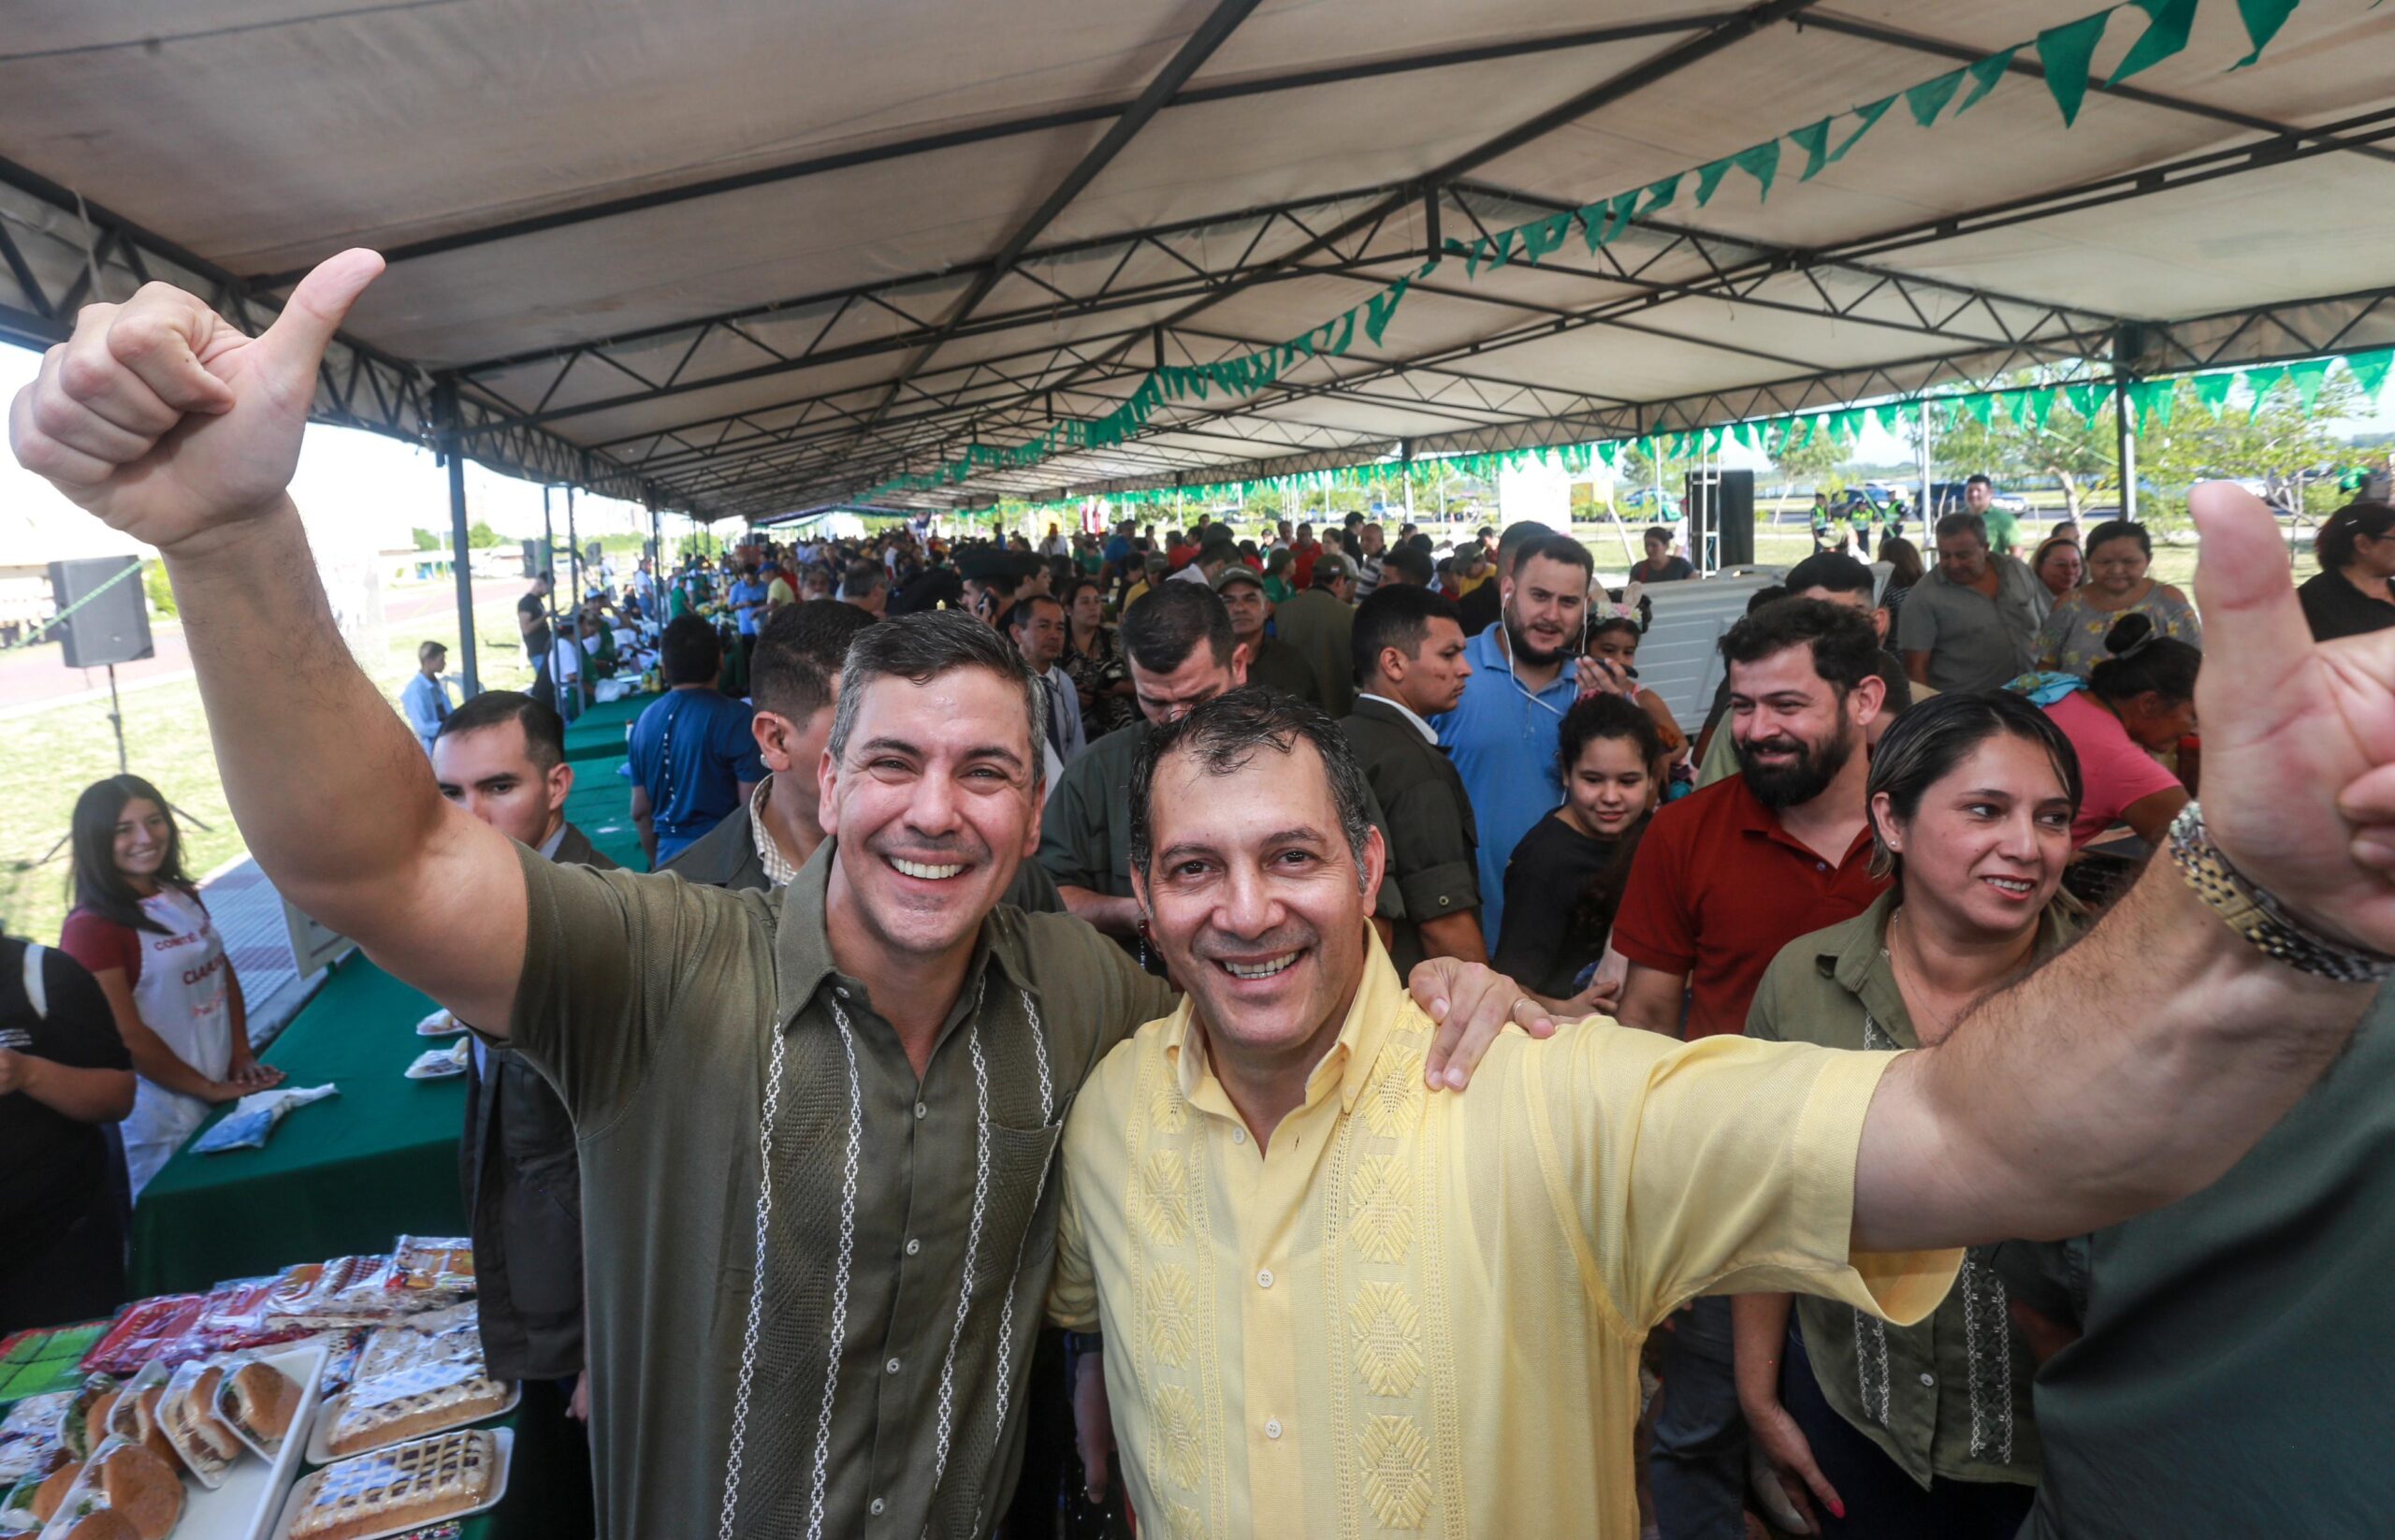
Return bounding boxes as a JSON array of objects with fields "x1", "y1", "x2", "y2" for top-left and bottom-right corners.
[{"x1": 5, "y1": 0, "x2": 2392, "y2": 682}]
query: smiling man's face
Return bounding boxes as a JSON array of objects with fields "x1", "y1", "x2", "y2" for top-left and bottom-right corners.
[
  {"x1": 820, "y1": 665, "x2": 1038, "y2": 961},
  {"x1": 1134, "y1": 734, "x2": 1384, "y2": 1074}
]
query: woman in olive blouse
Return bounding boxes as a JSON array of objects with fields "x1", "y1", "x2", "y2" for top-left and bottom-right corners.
[{"x1": 1735, "y1": 692, "x2": 2087, "y2": 1538}]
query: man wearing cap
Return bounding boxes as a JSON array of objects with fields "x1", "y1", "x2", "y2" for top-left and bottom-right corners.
[
  {"x1": 1456, "y1": 521, "x2": 1546, "y2": 636},
  {"x1": 1269, "y1": 551, "x2": 1361, "y2": 717},
  {"x1": 1214, "y1": 564, "x2": 1322, "y2": 706}
]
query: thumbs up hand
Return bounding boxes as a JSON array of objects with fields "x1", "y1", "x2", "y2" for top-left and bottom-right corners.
[{"x1": 8, "y1": 249, "x2": 384, "y2": 552}]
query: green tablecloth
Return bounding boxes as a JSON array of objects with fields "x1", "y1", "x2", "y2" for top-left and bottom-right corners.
[
  {"x1": 560, "y1": 691, "x2": 654, "y2": 762},
  {"x1": 129, "y1": 954, "x2": 467, "y2": 1297}
]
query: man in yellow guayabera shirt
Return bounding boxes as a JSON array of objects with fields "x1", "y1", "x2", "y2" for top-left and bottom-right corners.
[{"x1": 1046, "y1": 530, "x2": 2394, "y2": 1539}]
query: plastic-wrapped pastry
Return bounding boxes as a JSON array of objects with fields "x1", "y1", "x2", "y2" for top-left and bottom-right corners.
[{"x1": 287, "y1": 1431, "x2": 495, "y2": 1540}]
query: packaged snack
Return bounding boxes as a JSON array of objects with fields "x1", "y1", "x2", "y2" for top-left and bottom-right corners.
[
  {"x1": 312, "y1": 1332, "x2": 369, "y2": 1401},
  {"x1": 264, "y1": 1258, "x2": 401, "y2": 1331},
  {"x1": 285, "y1": 1431, "x2": 497, "y2": 1540},
  {"x1": 0, "y1": 1393, "x2": 71, "y2": 1489},
  {"x1": 55, "y1": 1512, "x2": 136, "y2": 1540},
  {"x1": 79, "y1": 1300, "x2": 202, "y2": 1381},
  {"x1": 55, "y1": 1383, "x2": 116, "y2": 1463},
  {"x1": 386, "y1": 1241, "x2": 474, "y2": 1305},
  {"x1": 24, "y1": 1460, "x2": 79, "y2": 1526},
  {"x1": 152, "y1": 1362, "x2": 239, "y2": 1489},
  {"x1": 97, "y1": 1367, "x2": 176, "y2": 1477},
  {"x1": 211, "y1": 1355, "x2": 300, "y2": 1460},
  {"x1": 323, "y1": 1312, "x2": 507, "y2": 1460},
  {"x1": 42, "y1": 1441, "x2": 181, "y2": 1540}
]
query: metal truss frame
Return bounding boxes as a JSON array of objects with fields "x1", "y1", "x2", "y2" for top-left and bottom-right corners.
[{"x1": 0, "y1": 159, "x2": 660, "y2": 503}]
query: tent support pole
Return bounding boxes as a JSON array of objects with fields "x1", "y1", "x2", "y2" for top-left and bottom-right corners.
[
  {"x1": 1917, "y1": 402, "x2": 1933, "y2": 547},
  {"x1": 2113, "y1": 375, "x2": 2138, "y2": 523},
  {"x1": 434, "y1": 379, "x2": 480, "y2": 698}
]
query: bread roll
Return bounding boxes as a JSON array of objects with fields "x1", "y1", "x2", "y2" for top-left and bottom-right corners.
[
  {"x1": 94, "y1": 1443, "x2": 183, "y2": 1540},
  {"x1": 63, "y1": 1511, "x2": 139, "y2": 1540},
  {"x1": 31, "y1": 1460, "x2": 81, "y2": 1522}
]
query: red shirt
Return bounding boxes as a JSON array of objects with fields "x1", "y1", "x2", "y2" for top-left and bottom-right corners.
[
  {"x1": 1290, "y1": 539, "x2": 1323, "y2": 590},
  {"x1": 1609, "y1": 774, "x2": 1887, "y2": 1039}
]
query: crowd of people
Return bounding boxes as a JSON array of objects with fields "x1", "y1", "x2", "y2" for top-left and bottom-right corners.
[{"x1": 7, "y1": 253, "x2": 2395, "y2": 1540}]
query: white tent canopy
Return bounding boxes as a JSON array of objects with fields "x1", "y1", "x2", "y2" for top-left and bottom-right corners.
[{"x1": 4, "y1": 0, "x2": 2391, "y2": 521}]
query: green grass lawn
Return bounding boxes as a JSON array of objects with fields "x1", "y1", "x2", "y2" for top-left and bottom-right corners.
[{"x1": 0, "y1": 592, "x2": 532, "y2": 945}]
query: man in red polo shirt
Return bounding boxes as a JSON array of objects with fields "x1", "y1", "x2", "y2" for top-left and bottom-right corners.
[{"x1": 1608, "y1": 598, "x2": 1890, "y2": 1540}]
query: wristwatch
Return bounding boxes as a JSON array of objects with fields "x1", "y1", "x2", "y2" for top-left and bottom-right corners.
[{"x1": 2167, "y1": 802, "x2": 2395, "y2": 983}]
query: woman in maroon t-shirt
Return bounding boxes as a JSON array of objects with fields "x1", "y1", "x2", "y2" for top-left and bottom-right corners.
[{"x1": 57, "y1": 775, "x2": 279, "y2": 1193}]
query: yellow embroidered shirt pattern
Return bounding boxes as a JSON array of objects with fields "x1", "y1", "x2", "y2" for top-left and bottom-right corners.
[{"x1": 1049, "y1": 933, "x2": 1960, "y2": 1538}]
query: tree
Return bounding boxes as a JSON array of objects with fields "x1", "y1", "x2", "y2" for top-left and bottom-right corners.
[
  {"x1": 467, "y1": 518, "x2": 503, "y2": 548},
  {"x1": 1928, "y1": 385, "x2": 2117, "y2": 518},
  {"x1": 2136, "y1": 374, "x2": 2360, "y2": 529},
  {"x1": 410, "y1": 527, "x2": 443, "y2": 551}
]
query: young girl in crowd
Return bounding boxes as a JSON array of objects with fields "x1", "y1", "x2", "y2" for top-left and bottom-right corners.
[
  {"x1": 2015, "y1": 613, "x2": 2196, "y2": 846},
  {"x1": 1738, "y1": 690, "x2": 2085, "y2": 1540},
  {"x1": 58, "y1": 775, "x2": 279, "y2": 1194},
  {"x1": 1492, "y1": 693, "x2": 1664, "y2": 1009},
  {"x1": 1580, "y1": 614, "x2": 1690, "y2": 760}
]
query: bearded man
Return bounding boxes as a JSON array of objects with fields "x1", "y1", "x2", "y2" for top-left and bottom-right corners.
[
  {"x1": 1606, "y1": 597, "x2": 1891, "y2": 1539},
  {"x1": 1431, "y1": 532, "x2": 1593, "y2": 947}
]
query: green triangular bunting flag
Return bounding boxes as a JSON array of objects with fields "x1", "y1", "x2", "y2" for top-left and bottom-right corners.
[
  {"x1": 2065, "y1": 382, "x2": 2110, "y2": 422},
  {"x1": 1694, "y1": 156, "x2": 1735, "y2": 207},
  {"x1": 1790, "y1": 118, "x2": 1835, "y2": 181},
  {"x1": 1832, "y1": 96, "x2": 1898, "y2": 160},
  {"x1": 1905, "y1": 68, "x2": 1967, "y2": 127},
  {"x1": 1519, "y1": 211, "x2": 1574, "y2": 266},
  {"x1": 1956, "y1": 49, "x2": 2016, "y2": 114},
  {"x1": 2019, "y1": 389, "x2": 2056, "y2": 432},
  {"x1": 2346, "y1": 348, "x2": 2393, "y2": 401},
  {"x1": 2287, "y1": 356, "x2": 2332, "y2": 411},
  {"x1": 2112, "y1": 0, "x2": 2198, "y2": 85},
  {"x1": 1363, "y1": 277, "x2": 1412, "y2": 346},
  {"x1": 2243, "y1": 363, "x2": 2287, "y2": 406},
  {"x1": 1733, "y1": 139, "x2": 1782, "y2": 201},
  {"x1": 2037, "y1": 11, "x2": 2113, "y2": 127},
  {"x1": 1965, "y1": 392, "x2": 1996, "y2": 427},
  {"x1": 2233, "y1": 0, "x2": 2301, "y2": 65},
  {"x1": 1638, "y1": 174, "x2": 1682, "y2": 216},
  {"x1": 2191, "y1": 371, "x2": 2237, "y2": 412}
]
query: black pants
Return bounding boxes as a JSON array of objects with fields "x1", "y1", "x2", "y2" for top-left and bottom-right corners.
[
  {"x1": 1779, "y1": 1325, "x2": 2034, "y2": 1540},
  {"x1": 0, "y1": 1190, "x2": 125, "y2": 1331}
]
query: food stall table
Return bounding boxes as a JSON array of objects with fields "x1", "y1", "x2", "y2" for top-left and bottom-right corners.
[{"x1": 129, "y1": 956, "x2": 468, "y2": 1298}]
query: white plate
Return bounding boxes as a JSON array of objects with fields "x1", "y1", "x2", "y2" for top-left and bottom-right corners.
[
  {"x1": 269, "y1": 1427, "x2": 511, "y2": 1540},
  {"x1": 400, "y1": 1044, "x2": 468, "y2": 1081},
  {"x1": 303, "y1": 1382, "x2": 518, "y2": 1467},
  {"x1": 40, "y1": 1343, "x2": 327, "y2": 1540},
  {"x1": 413, "y1": 1010, "x2": 464, "y2": 1038}
]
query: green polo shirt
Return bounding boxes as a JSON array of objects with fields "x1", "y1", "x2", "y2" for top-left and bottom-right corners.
[
  {"x1": 507, "y1": 837, "x2": 1173, "y2": 1539},
  {"x1": 1746, "y1": 889, "x2": 2080, "y2": 1490},
  {"x1": 1271, "y1": 588, "x2": 1358, "y2": 717},
  {"x1": 1038, "y1": 719, "x2": 1408, "y2": 927},
  {"x1": 1244, "y1": 633, "x2": 1323, "y2": 707},
  {"x1": 1340, "y1": 695, "x2": 1479, "y2": 975}
]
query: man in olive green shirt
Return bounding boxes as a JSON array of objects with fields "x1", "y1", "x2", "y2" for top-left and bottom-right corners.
[
  {"x1": 1041, "y1": 581, "x2": 1404, "y2": 952},
  {"x1": 1212, "y1": 564, "x2": 1321, "y2": 706},
  {"x1": 1270, "y1": 550, "x2": 1362, "y2": 716},
  {"x1": 1341, "y1": 584, "x2": 1484, "y2": 971}
]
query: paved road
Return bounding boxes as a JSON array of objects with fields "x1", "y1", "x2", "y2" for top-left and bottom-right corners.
[{"x1": 0, "y1": 576, "x2": 527, "y2": 710}]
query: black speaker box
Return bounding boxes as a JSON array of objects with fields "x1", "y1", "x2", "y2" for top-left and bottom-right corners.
[
  {"x1": 47, "y1": 557, "x2": 154, "y2": 668},
  {"x1": 1685, "y1": 469, "x2": 1756, "y2": 568}
]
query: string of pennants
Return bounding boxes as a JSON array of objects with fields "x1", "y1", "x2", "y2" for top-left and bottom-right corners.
[
  {"x1": 1023, "y1": 347, "x2": 2391, "y2": 512},
  {"x1": 865, "y1": 0, "x2": 2311, "y2": 501}
]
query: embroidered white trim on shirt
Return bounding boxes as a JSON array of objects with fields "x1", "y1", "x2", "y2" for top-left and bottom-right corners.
[
  {"x1": 718, "y1": 1006, "x2": 795, "y2": 1540},
  {"x1": 1961, "y1": 1249, "x2": 2016, "y2": 1464},
  {"x1": 929, "y1": 983, "x2": 994, "y2": 1490},
  {"x1": 989, "y1": 989, "x2": 1052, "y2": 1446}
]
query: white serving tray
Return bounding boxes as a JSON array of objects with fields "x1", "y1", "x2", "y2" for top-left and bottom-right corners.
[
  {"x1": 268, "y1": 1427, "x2": 511, "y2": 1540},
  {"x1": 39, "y1": 1342, "x2": 327, "y2": 1540}
]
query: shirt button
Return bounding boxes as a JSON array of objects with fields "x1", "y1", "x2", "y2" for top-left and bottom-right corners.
[
  {"x1": 915, "y1": 1101, "x2": 928, "y2": 1120},
  {"x1": 1438, "y1": 895, "x2": 1450, "y2": 908},
  {"x1": 1256, "y1": 1269, "x2": 1274, "y2": 1289},
  {"x1": 1231, "y1": 1127, "x2": 1246, "y2": 1144},
  {"x1": 836, "y1": 987, "x2": 851, "y2": 999},
  {"x1": 906, "y1": 1239, "x2": 922, "y2": 1257},
  {"x1": 869, "y1": 1497, "x2": 885, "y2": 1516},
  {"x1": 886, "y1": 1357, "x2": 902, "y2": 1374},
  {"x1": 1918, "y1": 1372, "x2": 1937, "y2": 1387},
  {"x1": 1265, "y1": 1417, "x2": 1283, "y2": 1440}
]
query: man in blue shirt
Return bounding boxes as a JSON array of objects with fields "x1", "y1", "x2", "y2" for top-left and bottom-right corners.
[
  {"x1": 400, "y1": 640, "x2": 452, "y2": 756},
  {"x1": 727, "y1": 563, "x2": 771, "y2": 640},
  {"x1": 622, "y1": 615, "x2": 765, "y2": 867},
  {"x1": 1432, "y1": 531, "x2": 1591, "y2": 947}
]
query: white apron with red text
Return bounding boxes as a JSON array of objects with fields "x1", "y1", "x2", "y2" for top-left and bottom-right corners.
[{"x1": 123, "y1": 888, "x2": 234, "y2": 1193}]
